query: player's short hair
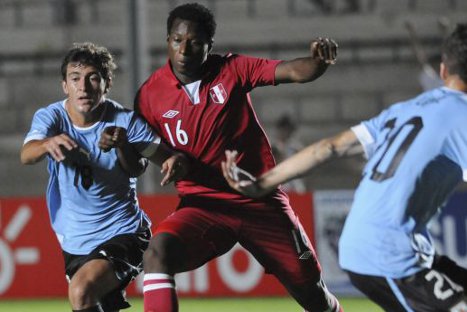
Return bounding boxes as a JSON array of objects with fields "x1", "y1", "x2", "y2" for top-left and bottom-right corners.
[
  {"x1": 60, "y1": 42, "x2": 117, "y2": 83},
  {"x1": 167, "y1": 3, "x2": 216, "y2": 41},
  {"x1": 442, "y1": 23, "x2": 467, "y2": 82}
]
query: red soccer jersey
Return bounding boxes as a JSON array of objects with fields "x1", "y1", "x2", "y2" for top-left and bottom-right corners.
[{"x1": 135, "y1": 53, "x2": 284, "y2": 202}]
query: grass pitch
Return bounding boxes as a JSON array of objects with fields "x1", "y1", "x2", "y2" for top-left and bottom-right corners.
[{"x1": 0, "y1": 297, "x2": 383, "y2": 311}]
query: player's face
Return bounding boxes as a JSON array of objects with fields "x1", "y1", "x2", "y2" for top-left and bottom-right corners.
[
  {"x1": 62, "y1": 63, "x2": 107, "y2": 115},
  {"x1": 167, "y1": 18, "x2": 211, "y2": 84}
]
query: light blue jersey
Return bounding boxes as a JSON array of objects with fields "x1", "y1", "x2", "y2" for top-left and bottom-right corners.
[
  {"x1": 24, "y1": 99, "x2": 158, "y2": 254},
  {"x1": 339, "y1": 87, "x2": 467, "y2": 278}
]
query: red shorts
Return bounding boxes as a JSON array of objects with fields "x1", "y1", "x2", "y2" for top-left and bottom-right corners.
[
  {"x1": 154, "y1": 195, "x2": 322, "y2": 286},
  {"x1": 154, "y1": 194, "x2": 339, "y2": 311}
]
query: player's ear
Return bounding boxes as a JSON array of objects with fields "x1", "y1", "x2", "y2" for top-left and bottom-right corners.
[
  {"x1": 208, "y1": 39, "x2": 214, "y2": 53},
  {"x1": 440, "y1": 62, "x2": 448, "y2": 80},
  {"x1": 105, "y1": 77, "x2": 112, "y2": 94},
  {"x1": 62, "y1": 80, "x2": 69, "y2": 95}
]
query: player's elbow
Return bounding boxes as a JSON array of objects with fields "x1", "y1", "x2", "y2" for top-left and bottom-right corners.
[
  {"x1": 124, "y1": 159, "x2": 148, "y2": 178},
  {"x1": 20, "y1": 141, "x2": 44, "y2": 165},
  {"x1": 20, "y1": 150, "x2": 37, "y2": 165},
  {"x1": 20, "y1": 157, "x2": 28, "y2": 165},
  {"x1": 318, "y1": 139, "x2": 340, "y2": 162}
]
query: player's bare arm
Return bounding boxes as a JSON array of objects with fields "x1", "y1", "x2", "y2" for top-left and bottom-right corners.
[
  {"x1": 140, "y1": 140, "x2": 191, "y2": 186},
  {"x1": 99, "y1": 126, "x2": 148, "y2": 177},
  {"x1": 260, "y1": 129, "x2": 362, "y2": 188},
  {"x1": 222, "y1": 129, "x2": 362, "y2": 198},
  {"x1": 160, "y1": 153, "x2": 190, "y2": 186},
  {"x1": 275, "y1": 37, "x2": 338, "y2": 84},
  {"x1": 20, "y1": 133, "x2": 78, "y2": 164}
]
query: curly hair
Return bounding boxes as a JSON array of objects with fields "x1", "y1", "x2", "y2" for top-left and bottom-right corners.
[
  {"x1": 167, "y1": 3, "x2": 216, "y2": 41},
  {"x1": 442, "y1": 23, "x2": 467, "y2": 82},
  {"x1": 60, "y1": 42, "x2": 117, "y2": 84}
]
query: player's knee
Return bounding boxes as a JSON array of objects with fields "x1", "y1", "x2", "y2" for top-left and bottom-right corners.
[
  {"x1": 68, "y1": 278, "x2": 99, "y2": 308},
  {"x1": 143, "y1": 243, "x2": 160, "y2": 272},
  {"x1": 143, "y1": 233, "x2": 184, "y2": 273}
]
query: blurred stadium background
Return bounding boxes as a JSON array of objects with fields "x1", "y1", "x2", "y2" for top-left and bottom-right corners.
[{"x1": 0, "y1": 0, "x2": 466, "y2": 310}]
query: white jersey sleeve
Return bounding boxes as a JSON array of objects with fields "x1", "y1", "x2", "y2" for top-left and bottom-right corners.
[{"x1": 351, "y1": 123, "x2": 375, "y2": 159}]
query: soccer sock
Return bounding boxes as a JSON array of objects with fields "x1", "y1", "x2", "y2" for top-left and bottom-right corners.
[
  {"x1": 143, "y1": 273, "x2": 178, "y2": 312},
  {"x1": 72, "y1": 304, "x2": 104, "y2": 312}
]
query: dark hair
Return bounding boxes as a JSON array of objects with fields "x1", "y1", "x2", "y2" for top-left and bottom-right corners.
[
  {"x1": 167, "y1": 3, "x2": 216, "y2": 41},
  {"x1": 60, "y1": 42, "x2": 117, "y2": 83},
  {"x1": 442, "y1": 23, "x2": 467, "y2": 82}
]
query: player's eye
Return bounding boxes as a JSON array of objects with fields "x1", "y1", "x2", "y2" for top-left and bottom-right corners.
[
  {"x1": 191, "y1": 40, "x2": 202, "y2": 47},
  {"x1": 89, "y1": 75, "x2": 101, "y2": 83},
  {"x1": 171, "y1": 35, "x2": 182, "y2": 43}
]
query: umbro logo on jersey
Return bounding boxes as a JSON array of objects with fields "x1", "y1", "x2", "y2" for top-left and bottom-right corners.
[
  {"x1": 162, "y1": 110, "x2": 179, "y2": 118},
  {"x1": 299, "y1": 251, "x2": 312, "y2": 260},
  {"x1": 209, "y1": 83, "x2": 227, "y2": 104}
]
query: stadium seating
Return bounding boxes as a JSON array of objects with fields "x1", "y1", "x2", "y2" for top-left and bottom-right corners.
[{"x1": 1, "y1": 0, "x2": 466, "y2": 195}]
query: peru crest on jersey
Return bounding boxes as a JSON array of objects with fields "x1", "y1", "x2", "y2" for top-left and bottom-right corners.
[{"x1": 209, "y1": 83, "x2": 227, "y2": 104}]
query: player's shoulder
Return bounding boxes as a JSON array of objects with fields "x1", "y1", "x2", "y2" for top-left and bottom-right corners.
[
  {"x1": 384, "y1": 88, "x2": 446, "y2": 114},
  {"x1": 413, "y1": 87, "x2": 467, "y2": 109},
  {"x1": 208, "y1": 53, "x2": 243, "y2": 66},
  {"x1": 107, "y1": 99, "x2": 133, "y2": 112},
  {"x1": 36, "y1": 100, "x2": 66, "y2": 117},
  {"x1": 428, "y1": 88, "x2": 467, "y2": 122},
  {"x1": 440, "y1": 87, "x2": 467, "y2": 107},
  {"x1": 105, "y1": 98, "x2": 126, "y2": 110},
  {"x1": 149, "y1": 62, "x2": 173, "y2": 81},
  {"x1": 45, "y1": 100, "x2": 66, "y2": 110},
  {"x1": 103, "y1": 99, "x2": 134, "y2": 120}
]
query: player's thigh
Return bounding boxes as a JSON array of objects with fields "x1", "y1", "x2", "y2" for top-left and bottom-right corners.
[
  {"x1": 346, "y1": 270, "x2": 407, "y2": 312},
  {"x1": 348, "y1": 269, "x2": 467, "y2": 312},
  {"x1": 396, "y1": 268, "x2": 467, "y2": 312},
  {"x1": 64, "y1": 231, "x2": 150, "y2": 310},
  {"x1": 239, "y1": 208, "x2": 320, "y2": 284},
  {"x1": 64, "y1": 230, "x2": 150, "y2": 283},
  {"x1": 70, "y1": 258, "x2": 120, "y2": 298},
  {"x1": 239, "y1": 208, "x2": 336, "y2": 310},
  {"x1": 154, "y1": 207, "x2": 238, "y2": 272}
]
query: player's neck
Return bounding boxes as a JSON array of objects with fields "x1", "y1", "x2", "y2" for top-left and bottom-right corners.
[
  {"x1": 65, "y1": 99, "x2": 105, "y2": 127},
  {"x1": 444, "y1": 76, "x2": 467, "y2": 93},
  {"x1": 176, "y1": 72, "x2": 202, "y2": 85}
]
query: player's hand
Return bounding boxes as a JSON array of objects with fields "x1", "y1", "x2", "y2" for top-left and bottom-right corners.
[
  {"x1": 221, "y1": 150, "x2": 263, "y2": 198},
  {"x1": 99, "y1": 126, "x2": 127, "y2": 152},
  {"x1": 310, "y1": 37, "x2": 338, "y2": 65},
  {"x1": 160, "y1": 152, "x2": 190, "y2": 186},
  {"x1": 43, "y1": 134, "x2": 78, "y2": 162}
]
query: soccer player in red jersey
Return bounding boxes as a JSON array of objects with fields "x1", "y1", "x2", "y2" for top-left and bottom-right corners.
[{"x1": 135, "y1": 3, "x2": 339, "y2": 312}]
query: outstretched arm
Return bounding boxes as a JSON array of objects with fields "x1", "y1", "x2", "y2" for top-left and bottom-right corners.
[
  {"x1": 275, "y1": 37, "x2": 338, "y2": 84},
  {"x1": 222, "y1": 129, "x2": 363, "y2": 197},
  {"x1": 20, "y1": 133, "x2": 78, "y2": 165}
]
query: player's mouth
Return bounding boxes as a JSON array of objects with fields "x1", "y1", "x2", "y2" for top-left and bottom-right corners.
[
  {"x1": 177, "y1": 57, "x2": 195, "y2": 66},
  {"x1": 177, "y1": 60, "x2": 189, "y2": 67},
  {"x1": 78, "y1": 96, "x2": 94, "y2": 104}
]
